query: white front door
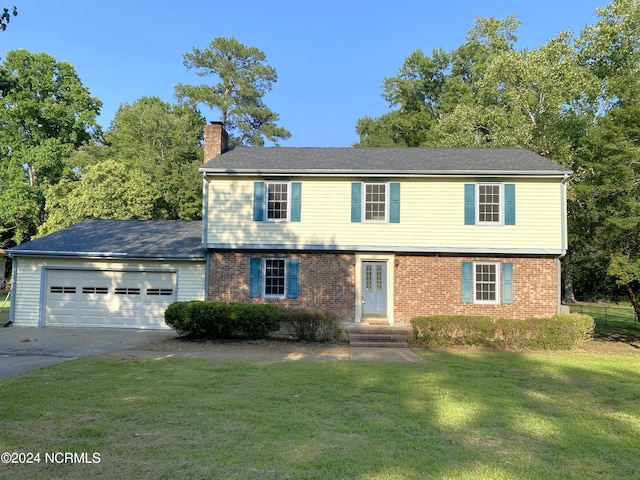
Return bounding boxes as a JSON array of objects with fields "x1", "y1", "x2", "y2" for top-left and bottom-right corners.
[{"x1": 362, "y1": 261, "x2": 387, "y2": 316}]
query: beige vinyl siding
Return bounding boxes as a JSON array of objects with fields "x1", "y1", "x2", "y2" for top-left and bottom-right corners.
[
  {"x1": 205, "y1": 176, "x2": 565, "y2": 252},
  {"x1": 12, "y1": 257, "x2": 205, "y2": 327}
]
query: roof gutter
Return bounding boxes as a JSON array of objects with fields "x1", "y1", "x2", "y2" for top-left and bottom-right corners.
[
  {"x1": 199, "y1": 169, "x2": 571, "y2": 178},
  {"x1": 6, "y1": 250, "x2": 206, "y2": 261}
]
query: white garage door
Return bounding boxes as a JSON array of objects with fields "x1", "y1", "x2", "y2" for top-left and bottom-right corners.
[{"x1": 45, "y1": 269, "x2": 176, "y2": 329}]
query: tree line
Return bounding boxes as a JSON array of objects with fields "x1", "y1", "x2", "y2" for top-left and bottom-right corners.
[
  {"x1": 1, "y1": 0, "x2": 639, "y2": 312},
  {"x1": 355, "y1": 0, "x2": 640, "y2": 314},
  {"x1": 0, "y1": 37, "x2": 290, "y2": 248}
]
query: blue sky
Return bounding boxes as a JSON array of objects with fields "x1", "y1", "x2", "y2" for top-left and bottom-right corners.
[{"x1": 1, "y1": 0, "x2": 608, "y2": 147}]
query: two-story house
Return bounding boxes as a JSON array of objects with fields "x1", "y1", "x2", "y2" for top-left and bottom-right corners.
[
  {"x1": 5, "y1": 123, "x2": 570, "y2": 329},
  {"x1": 201, "y1": 123, "x2": 571, "y2": 325}
]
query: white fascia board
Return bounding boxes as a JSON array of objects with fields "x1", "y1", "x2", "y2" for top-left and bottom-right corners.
[{"x1": 204, "y1": 243, "x2": 563, "y2": 256}]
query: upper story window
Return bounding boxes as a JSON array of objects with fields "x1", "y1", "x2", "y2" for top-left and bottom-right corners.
[
  {"x1": 266, "y1": 182, "x2": 289, "y2": 221},
  {"x1": 364, "y1": 183, "x2": 387, "y2": 222},
  {"x1": 464, "y1": 183, "x2": 515, "y2": 226},
  {"x1": 253, "y1": 181, "x2": 301, "y2": 222},
  {"x1": 351, "y1": 182, "x2": 400, "y2": 223},
  {"x1": 478, "y1": 183, "x2": 501, "y2": 224}
]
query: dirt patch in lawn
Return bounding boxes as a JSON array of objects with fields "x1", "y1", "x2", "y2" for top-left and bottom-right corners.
[
  {"x1": 136, "y1": 333, "x2": 638, "y2": 356},
  {"x1": 585, "y1": 332, "x2": 640, "y2": 354},
  {"x1": 137, "y1": 335, "x2": 350, "y2": 355}
]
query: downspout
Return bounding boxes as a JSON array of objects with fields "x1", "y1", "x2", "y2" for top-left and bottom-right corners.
[
  {"x1": 204, "y1": 252, "x2": 210, "y2": 301},
  {"x1": 6, "y1": 254, "x2": 17, "y2": 326},
  {"x1": 556, "y1": 257, "x2": 563, "y2": 313},
  {"x1": 558, "y1": 174, "x2": 570, "y2": 313},
  {"x1": 202, "y1": 173, "x2": 210, "y2": 300},
  {"x1": 561, "y1": 174, "x2": 569, "y2": 254},
  {"x1": 201, "y1": 173, "x2": 209, "y2": 247}
]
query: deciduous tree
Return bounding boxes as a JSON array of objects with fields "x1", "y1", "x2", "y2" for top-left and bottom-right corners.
[
  {"x1": 41, "y1": 97, "x2": 205, "y2": 234},
  {"x1": 0, "y1": 49, "x2": 101, "y2": 246},
  {"x1": 40, "y1": 160, "x2": 160, "y2": 235}
]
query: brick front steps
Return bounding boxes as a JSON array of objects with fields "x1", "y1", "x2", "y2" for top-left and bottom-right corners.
[{"x1": 343, "y1": 325, "x2": 411, "y2": 348}]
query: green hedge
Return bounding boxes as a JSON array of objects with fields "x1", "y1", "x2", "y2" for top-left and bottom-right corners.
[
  {"x1": 165, "y1": 301, "x2": 283, "y2": 339},
  {"x1": 164, "y1": 301, "x2": 233, "y2": 338},
  {"x1": 410, "y1": 313, "x2": 595, "y2": 350},
  {"x1": 281, "y1": 307, "x2": 342, "y2": 342},
  {"x1": 230, "y1": 303, "x2": 282, "y2": 339}
]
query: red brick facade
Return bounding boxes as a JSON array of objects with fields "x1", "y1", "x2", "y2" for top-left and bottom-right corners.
[
  {"x1": 208, "y1": 251, "x2": 355, "y2": 322},
  {"x1": 208, "y1": 251, "x2": 560, "y2": 325},
  {"x1": 393, "y1": 255, "x2": 559, "y2": 324}
]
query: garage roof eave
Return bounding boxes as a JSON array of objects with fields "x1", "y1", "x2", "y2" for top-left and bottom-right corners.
[{"x1": 7, "y1": 250, "x2": 206, "y2": 261}]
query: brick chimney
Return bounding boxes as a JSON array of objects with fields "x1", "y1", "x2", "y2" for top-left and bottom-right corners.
[{"x1": 203, "y1": 121, "x2": 229, "y2": 162}]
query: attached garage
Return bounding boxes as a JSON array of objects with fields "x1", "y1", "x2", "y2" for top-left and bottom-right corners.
[
  {"x1": 44, "y1": 269, "x2": 177, "y2": 328},
  {"x1": 7, "y1": 219, "x2": 206, "y2": 330}
]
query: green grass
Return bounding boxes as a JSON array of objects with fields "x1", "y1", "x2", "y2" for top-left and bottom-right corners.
[
  {"x1": 570, "y1": 304, "x2": 638, "y2": 338},
  {"x1": 0, "y1": 352, "x2": 639, "y2": 479}
]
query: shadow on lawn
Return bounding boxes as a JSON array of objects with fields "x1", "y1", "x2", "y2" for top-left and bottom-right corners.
[
  {"x1": 2, "y1": 345, "x2": 639, "y2": 479},
  {"x1": 592, "y1": 328, "x2": 640, "y2": 347},
  {"x1": 295, "y1": 351, "x2": 640, "y2": 479}
]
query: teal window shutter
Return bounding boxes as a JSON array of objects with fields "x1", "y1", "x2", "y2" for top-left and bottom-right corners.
[
  {"x1": 291, "y1": 182, "x2": 301, "y2": 222},
  {"x1": 505, "y1": 184, "x2": 516, "y2": 225},
  {"x1": 351, "y1": 182, "x2": 362, "y2": 223},
  {"x1": 502, "y1": 262, "x2": 514, "y2": 304},
  {"x1": 389, "y1": 182, "x2": 400, "y2": 223},
  {"x1": 253, "y1": 182, "x2": 265, "y2": 221},
  {"x1": 287, "y1": 258, "x2": 299, "y2": 299},
  {"x1": 464, "y1": 184, "x2": 476, "y2": 225},
  {"x1": 249, "y1": 258, "x2": 261, "y2": 298},
  {"x1": 462, "y1": 262, "x2": 473, "y2": 303}
]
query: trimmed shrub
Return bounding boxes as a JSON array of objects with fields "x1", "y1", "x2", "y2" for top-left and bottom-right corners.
[
  {"x1": 410, "y1": 313, "x2": 595, "y2": 350},
  {"x1": 230, "y1": 303, "x2": 282, "y2": 339},
  {"x1": 164, "y1": 301, "x2": 190, "y2": 335},
  {"x1": 281, "y1": 308, "x2": 342, "y2": 342},
  {"x1": 164, "y1": 301, "x2": 232, "y2": 339}
]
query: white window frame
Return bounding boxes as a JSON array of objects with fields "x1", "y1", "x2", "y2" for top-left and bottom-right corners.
[
  {"x1": 262, "y1": 257, "x2": 288, "y2": 299},
  {"x1": 363, "y1": 182, "x2": 388, "y2": 223},
  {"x1": 473, "y1": 262, "x2": 500, "y2": 304},
  {"x1": 476, "y1": 183, "x2": 503, "y2": 225},
  {"x1": 265, "y1": 181, "x2": 290, "y2": 222}
]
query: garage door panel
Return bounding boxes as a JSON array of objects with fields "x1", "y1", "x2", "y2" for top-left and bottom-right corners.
[{"x1": 45, "y1": 269, "x2": 175, "y2": 329}]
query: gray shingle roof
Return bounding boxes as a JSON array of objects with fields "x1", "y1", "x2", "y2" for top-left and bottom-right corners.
[
  {"x1": 200, "y1": 147, "x2": 571, "y2": 176},
  {"x1": 8, "y1": 219, "x2": 204, "y2": 260}
]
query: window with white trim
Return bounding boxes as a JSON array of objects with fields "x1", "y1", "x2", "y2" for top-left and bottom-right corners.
[
  {"x1": 477, "y1": 183, "x2": 501, "y2": 224},
  {"x1": 266, "y1": 182, "x2": 289, "y2": 221},
  {"x1": 364, "y1": 183, "x2": 387, "y2": 222},
  {"x1": 474, "y1": 262, "x2": 499, "y2": 304},
  {"x1": 263, "y1": 258, "x2": 287, "y2": 298}
]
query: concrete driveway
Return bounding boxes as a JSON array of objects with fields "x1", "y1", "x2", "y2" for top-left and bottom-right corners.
[{"x1": 0, "y1": 326, "x2": 177, "y2": 380}]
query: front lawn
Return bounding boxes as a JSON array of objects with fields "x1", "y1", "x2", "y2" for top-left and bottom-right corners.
[{"x1": 0, "y1": 351, "x2": 638, "y2": 479}]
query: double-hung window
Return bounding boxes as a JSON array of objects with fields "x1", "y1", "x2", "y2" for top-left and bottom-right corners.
[
  {"x1": 462, "y1": 261, "x2": 513, "y2": 305},
  {"x1": 477, "y1": 184, "x2": 501, "y2": 224},
  {"x1": 253, "y1": 181, "x2": 301, "y2": 222},
  {"x1": 249, "y1": 257, "x2": 299, "y2": 299},
  {"x1": 474, "y1": 262, "x2": 499, "y2": 304},
  {"x1": 351, "y1": 182, "x2": 401, "y2": 223},
  {"x1": 266, "y1": 182, "x2": 288, "y2": 221},
  {"x1": 365, "y1": 183, "x2": 387, "y2": 222},
  {"x1": 464, "y1": 182, "x2": 516, "y2": 226},
  {"x1": 263, "y1": 258, "x2": 286, "y2": 297}
]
